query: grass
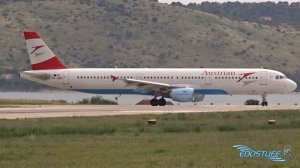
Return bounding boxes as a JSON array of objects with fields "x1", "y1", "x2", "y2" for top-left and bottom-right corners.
[
  {"x1": 76, "y1": 96, "x2": 117, "y2": 105},
  {"x1": 0, "y1": 96, "x2": 117, "y2": 106},
  {"x1": 0, "y1": 110, "x2": 300, "y2": 167},
  {"x1": 0, "y1": 99, "x2": 67, "y2": 106}
]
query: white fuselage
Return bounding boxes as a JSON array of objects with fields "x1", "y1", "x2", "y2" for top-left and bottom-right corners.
[
  {"x1": 20, "y1": 68, "x2": 297, "y2": 97},
  {"x1": 21, "y1": 31, "x2": 297, "y2": 105}
]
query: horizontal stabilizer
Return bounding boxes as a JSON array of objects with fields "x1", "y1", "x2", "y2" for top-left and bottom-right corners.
[{"x1": 20, "y1": 71, "x2": 51, "y2": 80}]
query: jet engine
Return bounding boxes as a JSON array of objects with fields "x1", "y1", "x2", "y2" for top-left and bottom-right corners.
[{"x1": 170, "y1": 88, "x2": 204, "y2": 102}]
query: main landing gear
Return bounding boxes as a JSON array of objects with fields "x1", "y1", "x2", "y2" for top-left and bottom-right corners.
[
  {"x1": 150, "y1": 97, "x2": 167, "y2": 106},
  {"x1": 261, "y1": 94, "x2": 268, "y2": 106}
]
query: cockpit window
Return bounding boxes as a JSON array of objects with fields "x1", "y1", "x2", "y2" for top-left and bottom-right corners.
[{"x1": 276, "y1": 75, "x2": 287, "y2": 79}]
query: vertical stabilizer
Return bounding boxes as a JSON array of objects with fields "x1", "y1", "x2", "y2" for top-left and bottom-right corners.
[{"x1": 24, "y1": 32, "x2": 68, "y2": 70}]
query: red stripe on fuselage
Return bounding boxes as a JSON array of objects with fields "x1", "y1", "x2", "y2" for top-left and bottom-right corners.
[
  {"x1": 31, "y1": 56, "x2": 68, "y2": 70},
  {"x1": 237, "y1": 72, "x2": 255, "y2": 82},
  {"x1": 24, "y1": 32, "x2": 40, "y2": 40}
]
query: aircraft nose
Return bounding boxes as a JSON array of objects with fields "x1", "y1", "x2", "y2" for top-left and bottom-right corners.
[{"x1": 287, "y1": 79, "x2": 297, "y2": 92}]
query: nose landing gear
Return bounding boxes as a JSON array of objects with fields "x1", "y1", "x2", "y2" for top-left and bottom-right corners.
[{"x1": 261, "y1": 94, "x2": 268, "y2": 106}]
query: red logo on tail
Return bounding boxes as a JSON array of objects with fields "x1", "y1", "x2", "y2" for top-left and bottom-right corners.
[{"x1": 31, "y1": 45, "x2": 45, "y2": 54}]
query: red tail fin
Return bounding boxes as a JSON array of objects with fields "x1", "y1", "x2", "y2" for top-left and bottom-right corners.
[{"x1": 24, "y1": 32, "x2": 68, "y2": 70}]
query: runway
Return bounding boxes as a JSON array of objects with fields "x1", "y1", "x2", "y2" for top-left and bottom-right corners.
[{"x1": 1, "y1": 105, "x2": 300, "y2": 119}]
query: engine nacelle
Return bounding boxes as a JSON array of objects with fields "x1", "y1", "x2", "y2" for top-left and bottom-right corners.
[{"x1": 170, "y1": 88, "x2": 204, "y2": 102}]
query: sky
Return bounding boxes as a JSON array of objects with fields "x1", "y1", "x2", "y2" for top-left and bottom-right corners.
[{"x1": 159, "y1": 0, "x2": 300, "y2": 5}]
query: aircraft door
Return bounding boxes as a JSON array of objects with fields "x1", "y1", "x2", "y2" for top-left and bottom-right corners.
[
  {"x1": 136, "y1": 73, "x2": 144, "y2": 80},
  {"x1": 63, "y1": 70, "x2": 70, "y2": 85},
  {"x1": 205, "y1": 76, "x2": 211, "y2": 85},
  {"x1": 260, "y1": 71, "x2": 268, "y2": 85}
]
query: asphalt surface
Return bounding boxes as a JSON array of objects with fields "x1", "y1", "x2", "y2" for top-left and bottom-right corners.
[{"x1": 0, "y1": 105, "x2": 300, "y2": 119}]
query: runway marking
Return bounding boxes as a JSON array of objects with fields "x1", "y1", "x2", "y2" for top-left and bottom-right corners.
[{"x1": 0, "y1": 105, "x2": 299, "y2": 119}]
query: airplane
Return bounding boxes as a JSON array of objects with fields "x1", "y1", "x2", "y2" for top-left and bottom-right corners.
[{"x1": 20, "y1": 31, "x2": 297, "y2": 106}]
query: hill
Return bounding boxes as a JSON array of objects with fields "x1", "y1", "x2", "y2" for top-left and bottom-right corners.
[
  {"x1": 174, "y1": 1, "x2": 300, "y2": 28},
  {"x1": 0, "y1": 0, "x2": 300, "y2": 90}
]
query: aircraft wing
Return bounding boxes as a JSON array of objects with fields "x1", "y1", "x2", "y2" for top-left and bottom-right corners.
[{"x1": 124, "y1": 78, "x2": 172, "y2": 92}]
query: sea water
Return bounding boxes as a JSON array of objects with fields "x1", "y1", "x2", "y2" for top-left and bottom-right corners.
[{"x1": 0, "y1": 91, "x2": 299, "y2": 105}]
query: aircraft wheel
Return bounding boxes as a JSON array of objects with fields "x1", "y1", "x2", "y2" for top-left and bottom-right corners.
[
  {"x1": 261, "y1": 94, "x2": 268, "y2": 106},
  {"x1": 158, "y1": 98, "x2": 167, "y2": 106},
  {"x1": 261, "y1": 101, "x2": 268, "y2": 106},
  {"x1": 150, "y1": 98, "x2": 159, "y2": 106}
]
